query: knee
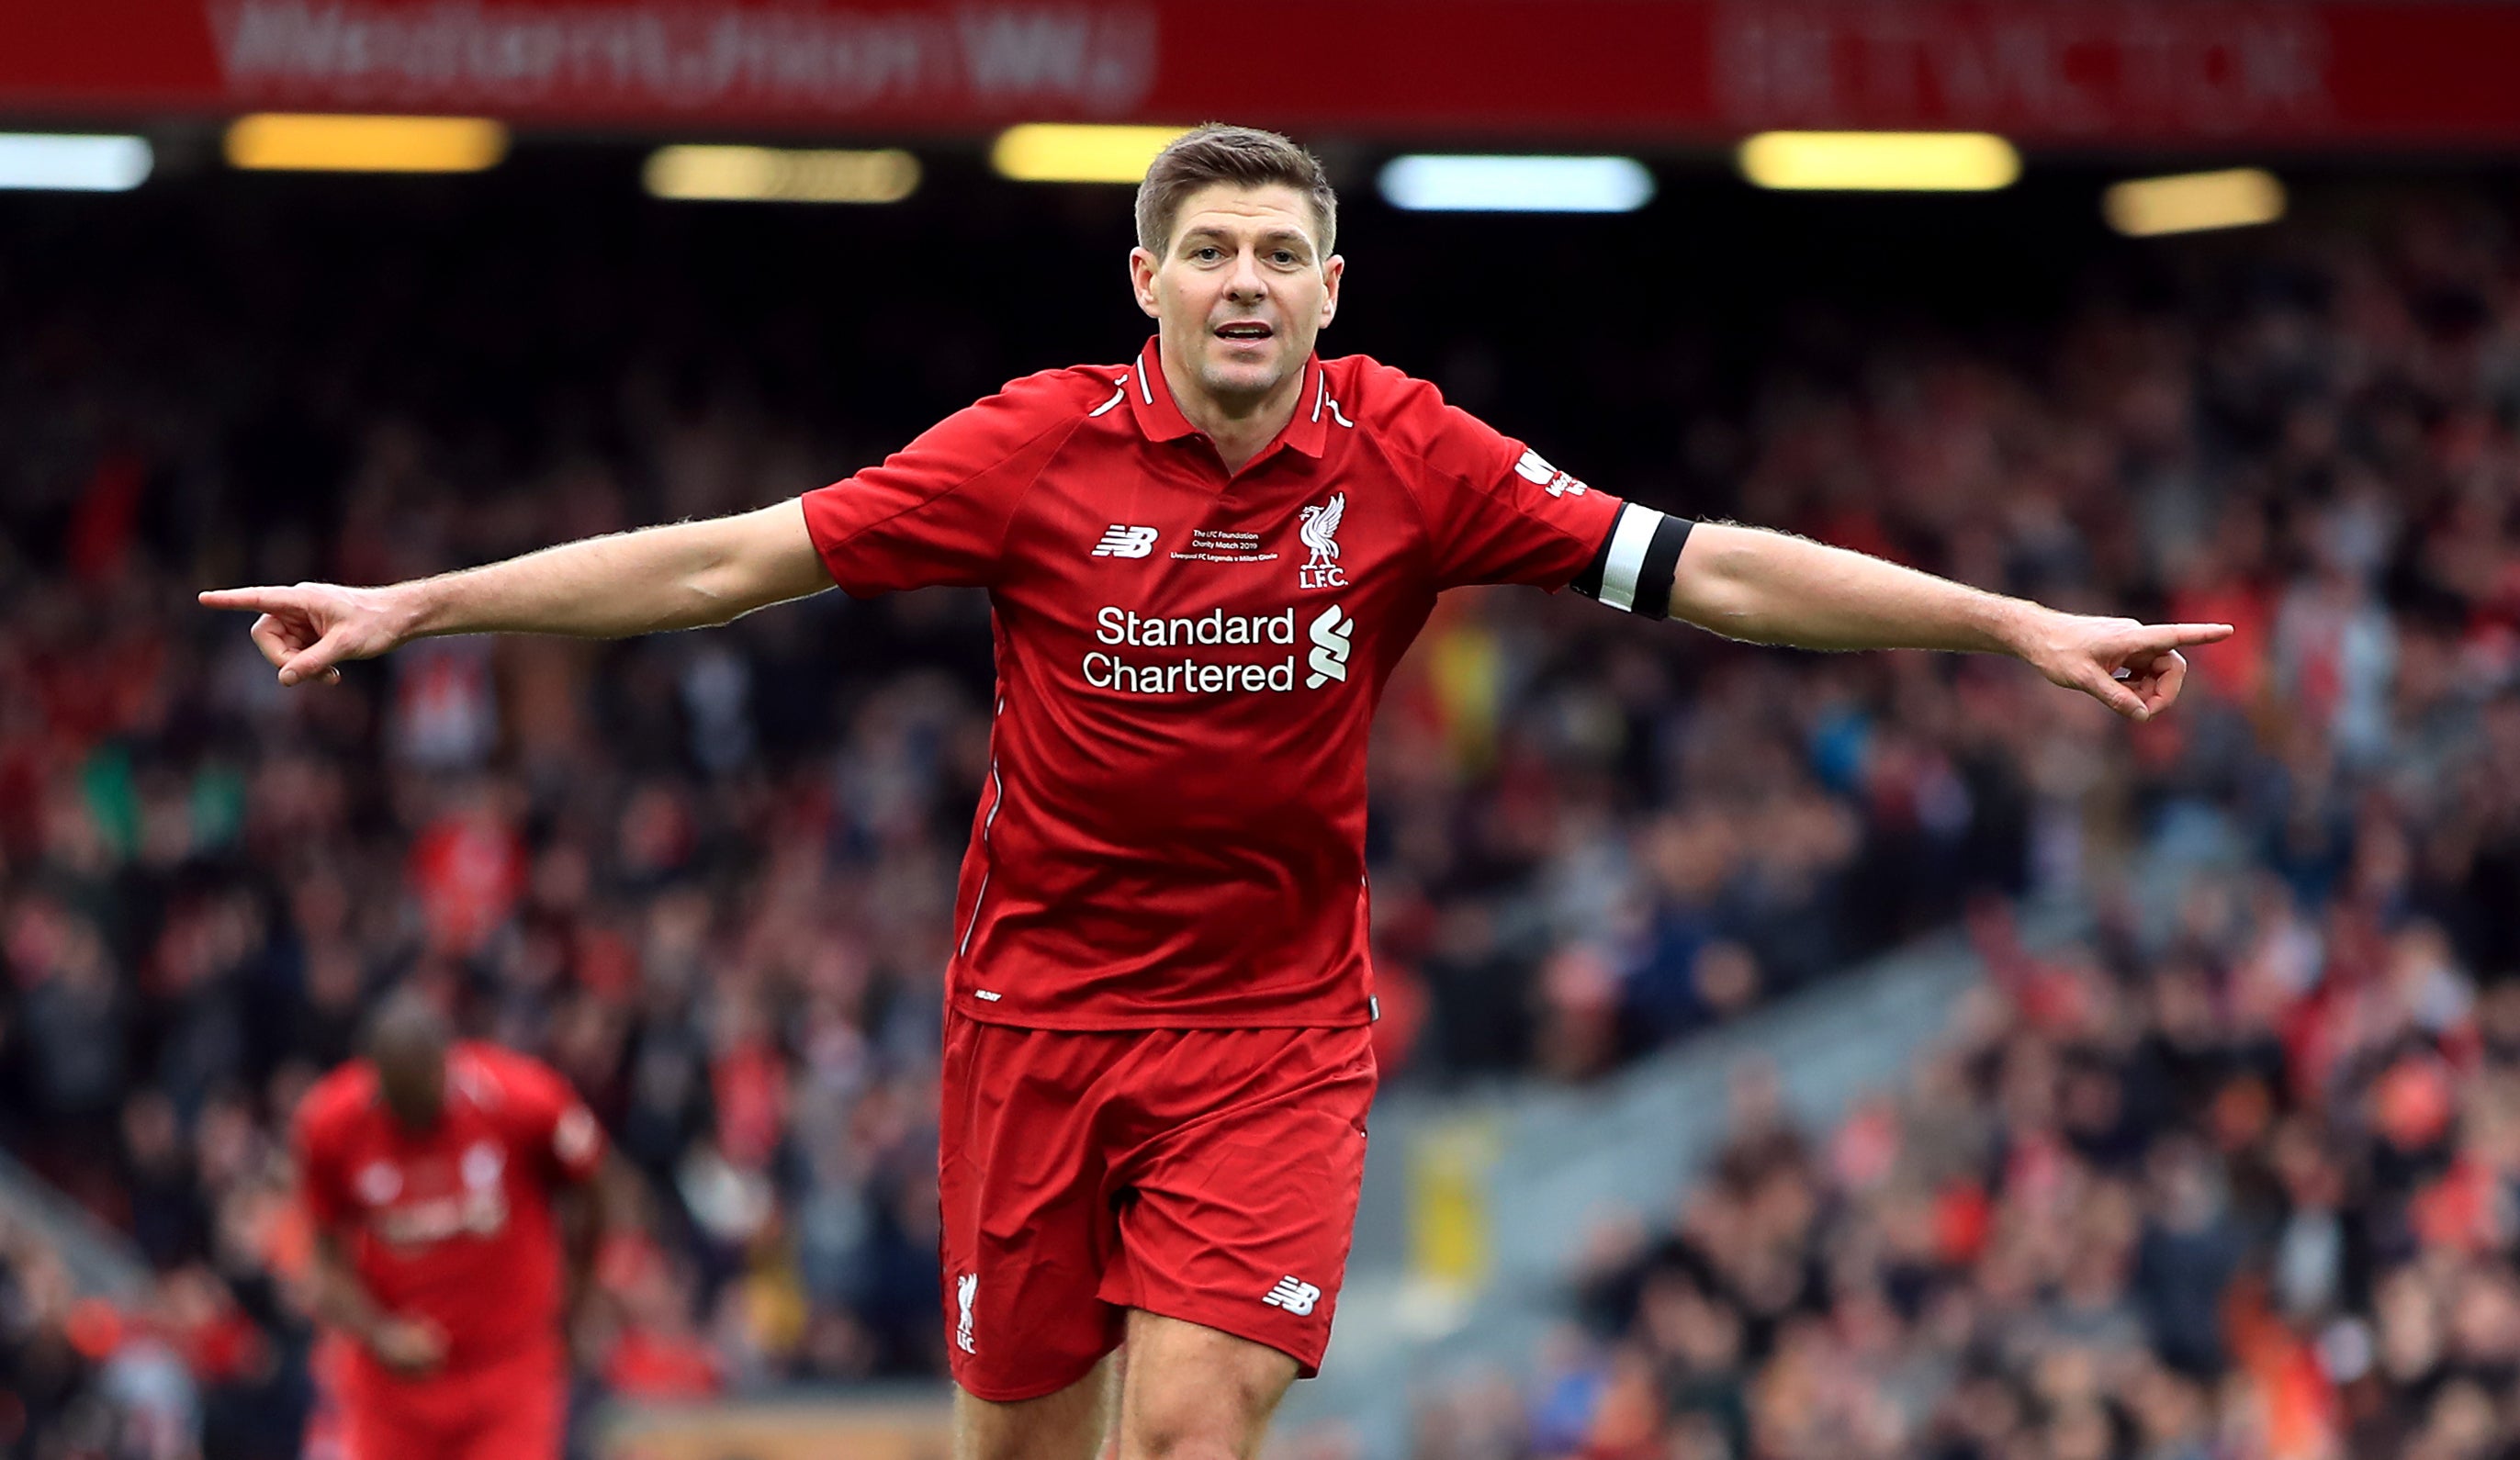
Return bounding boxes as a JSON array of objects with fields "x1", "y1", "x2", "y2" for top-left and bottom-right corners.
[
  {"x1": 1122, "y1": 1376, "x2": 1278, "y2": 1460},
  {"x1": 1126, "y1": 1418, "x2": 1244, "y2": 1460}
]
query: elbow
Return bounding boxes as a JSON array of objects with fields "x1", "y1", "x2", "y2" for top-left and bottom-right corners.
[
  {"x1": 679, "y1": 537, "x2": 764, "y2": 627},
  {"x1": 1667, "y1": 533, "x2": 1774, "y2": 641},
  {"x1": 594, "y1": 1154, "x2": 645, "y2": 1234},
  {"x1": 680, "y1": 578, "x2": 743, "y2": 630},
  {"x1": 683, "y1": 503, "x2": 816, "y2": 627}
]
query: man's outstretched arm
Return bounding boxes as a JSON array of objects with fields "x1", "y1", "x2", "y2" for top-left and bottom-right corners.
[
  {"x1": 1664, "y1": 521, "x2": 2232, "y2": 721},
  {"x1": 198, "y1": 499, "x2": 828, "y2": 686}
]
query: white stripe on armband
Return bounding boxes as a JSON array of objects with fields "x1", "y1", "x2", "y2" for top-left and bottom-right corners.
[{"x1": 1598, "y1": 505, "x2": 1665, "y2": 612}]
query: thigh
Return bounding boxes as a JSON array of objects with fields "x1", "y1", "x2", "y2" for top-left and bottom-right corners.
[
  {"x1": 339, "y1": 1359, "x2": 473, "y2": 1460},
  {"x1": 303, "y1": 1342, "x2": 354, "y2": 1460},
  {"x1": 1113, "y1": 1309, "x2": 1297, "y2": 1460},
  {"x1": 453, "y1": 1346, "x2": 567, "y2": 1460},
  {"x1": 940, "y1": 1013, "x2": 1130, "y2": 1401},
  {"x1": 1100, "y1": 1025, "x2": 1375, "y2": 1379},
  {"x1": 343, "y1": 1396, "x2": 454, "y2": 1460}
]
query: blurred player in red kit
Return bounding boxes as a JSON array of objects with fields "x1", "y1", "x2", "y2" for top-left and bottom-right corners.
[
  {"x1": 210, "y1": 126, "x2": 2228, "y2": 1458},
  {"x1": 293, "y1": 992, "x2": 633, "y2": 1460}
]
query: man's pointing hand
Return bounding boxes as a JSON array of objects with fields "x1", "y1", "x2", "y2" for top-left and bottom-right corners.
[
  {"x1": 2018, "y1": 613, "x2": 2234, "y2": 722},
  {"x1": 197, "y1": 582, "x2": 408, "y2": 688}
]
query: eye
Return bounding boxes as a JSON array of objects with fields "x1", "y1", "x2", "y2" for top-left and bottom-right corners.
[
  {"x1": 1191, "y1": 246, "x2": 1222, "y2": 262},
  {"x1": 1271, "y1": 251, "x2": 1299, "y2": 265}
]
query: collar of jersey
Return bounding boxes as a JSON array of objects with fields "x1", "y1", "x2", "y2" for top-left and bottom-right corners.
[{"x1": 1127, "y1": 337, "x2": 1330, "y2": 466}]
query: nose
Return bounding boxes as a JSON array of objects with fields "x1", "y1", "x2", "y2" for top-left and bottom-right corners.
[{"x1": 1224, "y1": 246, "x2": 1268, "y2": 303}]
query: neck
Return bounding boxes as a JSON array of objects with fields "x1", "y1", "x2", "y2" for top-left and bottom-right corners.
[{"x1": 1161, "y1": 345, "x2": 1305, "y2": 475}]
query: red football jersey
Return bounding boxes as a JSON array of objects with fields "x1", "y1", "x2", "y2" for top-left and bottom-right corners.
[
  {"x1": 803, "y1": 339, "x2": 1682, "y2": 1028},
  {"x1": 294, "y1": 1042, "x2": 606, "y2": 1377}
]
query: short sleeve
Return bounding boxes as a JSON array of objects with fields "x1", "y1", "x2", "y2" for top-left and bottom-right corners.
[
  {"x1": 1389, "y1": 376, "x2": 1690, "y2": 618},
  {"x1": 491, "y1": 1053, "x2": 607, "y2": 1185},
  {"x1": 1396, "y1": 386, "x2": 1625, "y2": 590},
  {"x1": 292, "y1": 1098, "x2": 352, "y2": 1230},
  {"x1": 801, "y1": 372, "x2": 1082, "y2": 598}
]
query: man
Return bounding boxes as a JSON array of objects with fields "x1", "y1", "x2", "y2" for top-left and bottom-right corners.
[
  {"x1": 293, "y1": 990, "x2": 632, "y2": 1460},
  {"x1": 208, "y1": 126, "x2": 2226, "y2": 1459}
]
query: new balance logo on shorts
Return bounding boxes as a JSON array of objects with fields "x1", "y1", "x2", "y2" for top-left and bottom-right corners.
[
  {"x1": 1093, "y1": 524, "x2": 1158, "y2": 558},
  {"x1": 1262, "y1": 1275, "x2": 1322, "y2": 1316}
]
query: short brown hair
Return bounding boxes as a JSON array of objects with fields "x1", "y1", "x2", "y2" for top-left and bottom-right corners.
[{"x1": 1135, "y1": 124, "x2": 1337, "y2": 261}]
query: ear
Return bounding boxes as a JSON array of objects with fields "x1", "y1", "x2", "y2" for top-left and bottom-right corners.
[
  {"x1": 1318, "y1": 253, "x2": 1344, "y2": 330},
  {"x1": 1130, "y1": 246, "x2": 1161, "y2": 320}
]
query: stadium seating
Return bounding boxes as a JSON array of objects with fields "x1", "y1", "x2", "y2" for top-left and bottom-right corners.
[{"x1": 3, "y1": 173, "x2": 2516, "y2": 1458}]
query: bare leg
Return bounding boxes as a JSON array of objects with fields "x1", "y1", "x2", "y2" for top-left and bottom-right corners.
[
  {"x1": 1112, "y1": 1311, "x2": 1299, "y2": 1460},
  {"x1": 954, "y1": 1353, "x2": 1119, "y2": 1460}
]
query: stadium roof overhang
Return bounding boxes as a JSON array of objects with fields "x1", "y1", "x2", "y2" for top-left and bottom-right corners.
[{"x1": 6, "y1": 0, "x2": 2520, "y2": 151}]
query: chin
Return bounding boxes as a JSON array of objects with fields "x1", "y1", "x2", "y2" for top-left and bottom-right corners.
[{"x1": 1200, "y1": 352, "x2": 1289, "y2": 400}]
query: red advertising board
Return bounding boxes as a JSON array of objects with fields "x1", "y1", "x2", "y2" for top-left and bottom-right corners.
[{"x1": 5, "y1": 0, "x2": 2520, "y2": 146}]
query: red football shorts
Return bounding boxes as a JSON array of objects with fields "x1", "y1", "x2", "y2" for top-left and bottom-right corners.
[
  {"x1": 334, "y1": 1339, "x2": 566, "y2": 1460},
  {"x1": 938, "y1": 1013, "x2": 1378, "y2": 1401}
]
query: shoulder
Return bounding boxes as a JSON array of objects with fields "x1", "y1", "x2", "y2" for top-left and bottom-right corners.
[
  {"x1": 892, "y1": 363, "x2": 1135, "y2": 466},
  {"x1": 967, "y1": 364, "x2": 1136, "y2": 431},
  {"x1": 1007, "y1": 363, "x2": 1134, "y2": 410},
  {"x1": 456, "y1": 1041, "x2": 563, "y2": 1102},
  {"x1": 1322, "y1": 354, "x2": 1433, "y2": 421},
  {"x1": 1326, "y1": 356, "x2": 1478, "y2": 437},
  {"x1": 293, "y1": 1062, "x2": 375, "y2": 1148},
  {"x1": 1322, "y1": 354, "x2": 1508, "y2": 475}
]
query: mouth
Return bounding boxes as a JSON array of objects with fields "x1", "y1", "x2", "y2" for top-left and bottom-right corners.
[{"x1": 1212, "y1": 320, "x2": 1275, "y2": 344}]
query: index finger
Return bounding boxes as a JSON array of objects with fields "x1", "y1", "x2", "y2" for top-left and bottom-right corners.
[
  {"x1": 197, "y1": 587, "x2": 298, "y2": 613},
  {"x1": 2134, "y1": 623, "x2": 2233, "y2": 650}
]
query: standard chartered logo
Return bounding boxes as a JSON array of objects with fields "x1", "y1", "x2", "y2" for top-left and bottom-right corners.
[
  {"x1": 1084, "y1": 603, "x2": 1356, "y2": 695},
  {"x1": 1306, "y1": 604, "x2": 1352, "y2": 688}
]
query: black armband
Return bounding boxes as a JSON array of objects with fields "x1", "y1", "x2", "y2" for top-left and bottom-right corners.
[{"x1": 1569, "y1": 503, "x2": 1692, "y2": 621}]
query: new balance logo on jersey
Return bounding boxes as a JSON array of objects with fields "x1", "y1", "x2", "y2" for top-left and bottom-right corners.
[
  {"x1": 1306, "y1": 604, "x2": 1353, "y2": 689},
  {"x1": 1298, "y1": 493, "x2": 1346, "y2": 589},
  {"x1": 1262, "y1": 1275, "x2": 1322, "y2": 1316},
  {"x1": 1093, "y1": 525, "x2": 1159, "y2": 558},
  {"x1": 955, "y1": 1273, "x2": 978, "y2": 1353}
]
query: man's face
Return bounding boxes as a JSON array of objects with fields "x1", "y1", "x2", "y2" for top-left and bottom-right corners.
[
  {"x1": 1131, "y1": 182, "x2": 1342, "y2": 410},
  {"x1": 377, "y1": 1046, "x2": 446, "y2": 1132}
]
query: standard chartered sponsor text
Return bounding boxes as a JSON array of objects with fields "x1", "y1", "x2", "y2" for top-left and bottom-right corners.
[{"x1": 1085, "y1": 604, "x2": 1336, "y2": 695}]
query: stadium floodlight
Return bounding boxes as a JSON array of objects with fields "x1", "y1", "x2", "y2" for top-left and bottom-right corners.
[
  {"x1": 225, "y1": 115, "x2": 508, "y2": 174},
  {"x1": 2103, "y1": 169, "x2": 2285, "y2": 237},
  {"x1": 991, "y1": 125, "x2": 1192, "y2": 184},
  {"x1": 1738, "y1": 132, "x2": 2020, "y2": 192},
  {"x1": 644, "y1": 146, "x2": 921, "y2": 204},
  {"x1": 0, "y1": 134, "x2": 152, "y2": 192},
  {"x1": 1378, "y1": 155, "x2": 1655, "y2": 213}
]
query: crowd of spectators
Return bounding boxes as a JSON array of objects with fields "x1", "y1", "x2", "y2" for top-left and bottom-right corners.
[
  {"x1": 1413, "y1": 877, "x2": 2520, "y2": 1460},
  {"x1": 0, "y1": 163, "x2": 2516, "y2": 1458},
  {"x1": 1388, "y1": 187, "x2": 2520, "y2": 1459}
]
